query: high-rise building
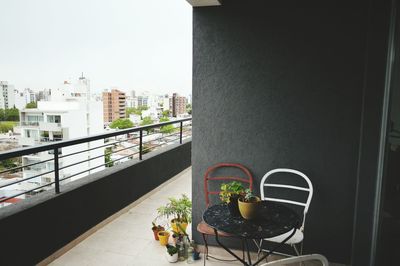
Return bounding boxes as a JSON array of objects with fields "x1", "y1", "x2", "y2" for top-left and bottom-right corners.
[
  {"x1": 171, "y1": 93, "x2": 187, "y2": 117},
  {"x1": 0, "y1": 81, "x2": 16, "y2": 109},
  {"x1": 103, "y1": 89, "x2": 126, "y2": 123}
]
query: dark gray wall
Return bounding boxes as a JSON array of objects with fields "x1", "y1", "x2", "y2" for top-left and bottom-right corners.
[
  {"x1": 0, "y1": 141, "x2": 191, "y2": 265},
  {"x1": 191, "y1": 1, "x2": 390, "y2": 264}
]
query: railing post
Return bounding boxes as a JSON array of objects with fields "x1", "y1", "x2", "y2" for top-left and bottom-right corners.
[
  {"x1": 180, "y1": 121, "x2": 183, "y2": 144},
  {"x1": 139, "y1": 130, "x2": 143, "y2": 160},
  {"x1": 54, "y1": 148, "x2": 60, "y2": 194}
]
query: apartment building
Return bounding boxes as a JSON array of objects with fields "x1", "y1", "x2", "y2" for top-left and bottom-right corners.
[
  {"x1": 103, "y1": 89, "x2": 126, "y2": 123},
  {"x1": 0, "y1": 81, "x2": 15, "y2": 109},
  {"x1": 171, "y1": 93, "x2": 187, "y2": 117}
]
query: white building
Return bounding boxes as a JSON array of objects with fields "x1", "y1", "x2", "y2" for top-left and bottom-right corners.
[
  {"x1": 16, "y1": 76, "x2": 104, "y2": 194},
  {"x1": 0, "y1": 81, "x2": 15, "y2": 109}
]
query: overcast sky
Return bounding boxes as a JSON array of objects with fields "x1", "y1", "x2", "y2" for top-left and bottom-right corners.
[{"x1": 0, "y1": 0, "x2": 192, "y2": 96}]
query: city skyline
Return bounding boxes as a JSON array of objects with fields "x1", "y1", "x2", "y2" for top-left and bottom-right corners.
[{"x1": 0, "y1": 0, "x2": 192, "y2": 95}]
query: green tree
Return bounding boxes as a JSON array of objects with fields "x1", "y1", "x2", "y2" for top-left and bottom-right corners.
[
  {"x1": 0, "y1": 109, "x2": 5, "y2": 121},
  {"x1": 104, "y1": 147, "x2": 114, "y2": 167},
  {"x1": 25, "y1": 102, "x2": 37, "y2": 109},
  {"x1": 4, "y1": 107, "x2": 19, "y2": 121},
  {"x1": 142, "y1": 143, "x2": 153, "y2": 154},
  {"x1": 0, "y1": 121, "x2": 17, "y2": 133},
  {"x1": 159, "y1": 117, "x2": 175, "y2": 134},
  {"x1": 162, "y1": 110, "x2": 171, "y2": 117},
  {"x1": 140, "y1": 116, "x2": 153, "y2": 126},
  {"x1": 186, "y1": 104, "x2": 192, "y2": 115},
  {"x1": 126, "y1": 106, "x2": 149, "y2": 116},
  {"x1": 109, "y1": 119, "x2": 134, "y2": 129}
]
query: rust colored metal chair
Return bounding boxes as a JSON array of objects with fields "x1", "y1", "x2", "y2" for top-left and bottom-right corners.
[{"x1": 197, "y1": 163, "x2": 253, "y2": 265}]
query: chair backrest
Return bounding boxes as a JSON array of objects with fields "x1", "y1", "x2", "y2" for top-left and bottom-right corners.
[
  {"x1": 204, "y1": 163, "x2": 253, "y2": 207},
  {"x1": 260, "y1": 168, "x2": 313, "y2": 229}
]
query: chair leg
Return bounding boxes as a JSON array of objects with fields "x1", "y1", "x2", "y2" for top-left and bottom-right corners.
[
  {"x1": 242, "y1": 239, "x2": 245, "y2": 261},
  {"x1": 201, "y1": 233, "x2": 208, "y2": 266}
]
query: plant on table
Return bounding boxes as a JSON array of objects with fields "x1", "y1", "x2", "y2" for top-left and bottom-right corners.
[
  {"x1": 238, "y1": 188, "x2": 261, "y2": 220},
  {"x1": 220, "y1": 181, "x2": 245, "y2": 216},
  {"x1": 157, "y1": 194, "x2": 192, "y2": 234}
]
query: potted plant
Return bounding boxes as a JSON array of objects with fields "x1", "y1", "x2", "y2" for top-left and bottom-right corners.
[
  {"x1": 157, "y1": 194, "x2": 192, "y2": 234},
  {"x1": 238, "y1": 188, "x2": 261, "y2": 219},
  {"x1": 151, "y1": 222, "x2": 165, "y2": 241},
  {"x1": 165, "y1": 244, "x2": 179, "y2": 263},
  {"x1": 219, "y1": 181, "x2": 245, "y2": 216},
  {"x1": 158, "y1": 231, "x2": 170, "y2": 246}
]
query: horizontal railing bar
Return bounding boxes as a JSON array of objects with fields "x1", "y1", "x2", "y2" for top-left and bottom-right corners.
[
  {"x1": 0, "y1": 118, "x2": 191, "y2": 160},
  {"x1": 0, "y1": 157, "x2": 54, "y2": 175},
  {"x1": 264, "y1": 184, "x2": 311, "y2": 192},
  {"x1": 59, "y1": 143, "x2": 140, "y2": 171},
  {"x1": 59, "y1": 135, "x2": 139, "y2": 159},
  {"x1": 0, "y1": 169, "x2": 55, "y2": 189},
  {"x1": 59, "y1": 151, "x2": 140, "y2": 182},
  {"x1": 0, "y1": 181, "x2": 55, "y2": 204},
  {"x1": 142, "y1": 136, "x2": 182, "y2": 151}
]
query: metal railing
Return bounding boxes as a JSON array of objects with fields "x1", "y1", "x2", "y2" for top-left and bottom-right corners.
[{"x1": 0, "y1": 118, "x2": 192, "y2": 205}]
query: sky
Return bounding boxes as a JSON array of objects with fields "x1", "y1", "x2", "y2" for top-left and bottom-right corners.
[{"x1": 0, "y1": 0, "x2": 192, "y2": 96}]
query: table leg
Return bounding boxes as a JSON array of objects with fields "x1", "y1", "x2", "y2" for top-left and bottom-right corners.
[
  {"x1": 253, "y1": 226, "x2": 297, "y2": 266},
  {"x1": 213, "y1": 229, "x2": 250, "y2": 266},
  {"x1": 245, "y1": 239, "x2": 252, "y2": 265}
]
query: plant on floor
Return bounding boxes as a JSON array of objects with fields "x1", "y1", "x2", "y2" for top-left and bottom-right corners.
[
  {"x1": 238, "y1": 188, "x2": 260, "y2": 220},
  {"x1": 151, "y1": 222, "x2": 165, "y2": 241},
  {"x1": 158, "y1": 231, "x2": 170, "y2": 246},
  {"x1": 157, "y1": 194, "x2": 192, "y2": 234},
  {"x1": 165, "y1": 244, "x2": 179, "y2": 263}
]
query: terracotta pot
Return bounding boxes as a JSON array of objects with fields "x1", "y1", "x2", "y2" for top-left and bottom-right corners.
[
  {"x1": 152, "y1": 226, "x2": 165, "y2": 241},
  {"x1": 158, "y1": 231, "x2": 170, "y2": 246},
  {"x1": 238, "y1": 196, "x2": 261, "y2": 220}
]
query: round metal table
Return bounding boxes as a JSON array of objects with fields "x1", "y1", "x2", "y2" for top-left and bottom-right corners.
[{"x1": 202, "y1": 201, "x2": 300, "y2": 266}]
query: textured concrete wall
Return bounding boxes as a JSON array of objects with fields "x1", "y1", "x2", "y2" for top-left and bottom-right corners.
[
  {"x1": 0, "y1": 141, "x2": 191, "y2": 265},
  {"x1": 191, "y1": 1, "x2": 382, "y2": 264}
]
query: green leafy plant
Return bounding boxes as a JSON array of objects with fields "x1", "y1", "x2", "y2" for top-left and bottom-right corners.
[
  {"x1": 166, "y1": 244, "x2": 179, "y2": 256},
  {"x1": 241, "y1": 188, "x2": 259, "y2": 203},
  {"x1": 157, "y1": 194, "x2": 192, "y2": 223},
  {"x1": 219, "y1": 181, "x2": 245, "y2": 203}
]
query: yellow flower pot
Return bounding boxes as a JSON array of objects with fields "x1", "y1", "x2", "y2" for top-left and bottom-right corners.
[
  {"x1": 238, "y1": 196, "x2": 261, "y2": 220},
  {"x1": 158, "y1": 231, "x2": 170, "y2": 246},
  {"x1": 171, "y1": 220, "x2": 188, "y2": 234}
]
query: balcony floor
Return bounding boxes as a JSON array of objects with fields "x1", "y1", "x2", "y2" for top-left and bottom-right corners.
[{"x1": 49, "y1": 168, "x2": 331, "y2": 266}]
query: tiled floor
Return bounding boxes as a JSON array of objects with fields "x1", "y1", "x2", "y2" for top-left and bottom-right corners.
[{"x1": 49, "y1": 168, "x2": 328, "y2": 266}]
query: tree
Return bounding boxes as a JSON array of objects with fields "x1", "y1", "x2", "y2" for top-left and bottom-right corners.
[
  {"x1": 109, "y1": 119, "x2": 134, "y2": 129},
  {"x1": 186, "y1": 104, "x2": 192, "y2": 115},
  {"x1": 104, "y1": 147, "x2": 114, "y2": 167},
  {"x1": 0, "y1": 109, "x2": 5, "y2": 121},
  {"x1": 140, "y1": 116, "x2": 153, "y2": 126},
  {"x1": 4, "y1": 107, "x2": 19, "y2": 121},
  {"x1": 25, "y1": 102, "x2": 37, "y2": 109},
  {"x1": 162, "y1": 110, "x2": 171, "y2": 117},
  {"x1": 126, "y1": 106, "x2": 149, "y2": 116},
  {"x1": 0, "y1": 121, "x2": 17, "y2": 133},
  {"x1": 159, "y1": 117, "x2": 175, "y2": 134}
]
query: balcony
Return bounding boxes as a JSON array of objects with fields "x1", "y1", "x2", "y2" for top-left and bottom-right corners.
[
  {"x1": 20, "y1": 121, "x2": 40, "y2": 127},
  {"x1": 18, "y1": 137, "x2": 38, "y2": 146},
  {"x1": 39, "y1": 122, "x2": 62, "y2": 131},
  {"x1": 0, "y1": 118, "x2": 192, "y2": 265}
]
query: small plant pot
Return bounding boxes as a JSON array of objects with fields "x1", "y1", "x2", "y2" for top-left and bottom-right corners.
[
  {"x1": 158, "y1": 231, "x2": 170, "y2": 246},
  {"x1": 227, "y1": 195, "x2": 241, "y2": 217},
  {"x1": 165, "y1": 252, "x2": 178, "y2": 263},
  {"x1": 171, "y1": 220, "x2": 188, "y2": 234},
  {"x1": 152, "y1": 226, "x2": 165, "y2": 241},
  {"x1": 238, "y1": 196, "x2": 261, "y2": 220}
]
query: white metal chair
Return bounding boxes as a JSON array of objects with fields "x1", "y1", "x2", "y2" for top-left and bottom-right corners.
[
  {"x1": 256, "y1": 168, "x2": 313, "y2": 257},
  {"x1": 260, "y1": 254, "x2": 329, "y2": 266}
]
